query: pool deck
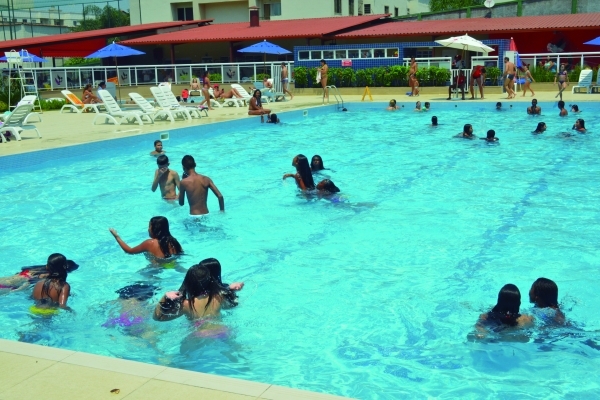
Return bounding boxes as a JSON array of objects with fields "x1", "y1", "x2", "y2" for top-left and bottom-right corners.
[{"x1": 1, "y1": 88, "x2": 597, "y2": 399}]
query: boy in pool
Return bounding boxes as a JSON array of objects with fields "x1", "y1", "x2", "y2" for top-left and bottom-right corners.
[
  {"x1": 529, "y1": 278, "x2": 565, "y2": 325},
  {"x1": 150, "y1": 140, "x2": 165, "y2": 156},
  {"x1": 481, "y1": 129, "x2": 499, "y2": 142},
  {"x1": 151, "y1": 155, "x2": 180, "y2": 200}
]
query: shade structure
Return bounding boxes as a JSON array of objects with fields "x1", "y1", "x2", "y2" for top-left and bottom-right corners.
[
  {"x1": 435, "y1": 34, "x2": 495, "y2": 54},
  {"x1": 584, "y1": 36, "x2": 600, "y2": 45},
  {"x1": 237, "y1": 40, "x2": 292, "y2": 55},
  {"x1": 0, "y1": 49, "x2": 47, "y2": 62},
  {"x1": 85, "y1": 42, "x2": 145, "y2": 100}
]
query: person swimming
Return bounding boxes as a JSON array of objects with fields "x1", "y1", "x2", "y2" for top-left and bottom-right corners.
[
  {"x1": 423, "y1": 102, "x2": 430, "y2": 111},
  {"x1": 496, "y1": 102, "x2": 502, "y2": 110},
  {"x1": 533, "y1": 122, "x2": 547, "y2": 134},
  {"x1": 198, "y1": 258, "x2": 244, "y2": 308},
  {"x1": 387, "y1": 99, "x2": 399, "y2": 110},
  {"x1": 316, "y1": 179, "x2": 340, "y2": 194},
  {"x1": 310, "y1": 155, "x2": 325, "y2": 172},
  {"x1": 529, "y1": 277, "x2": 565, "y2": 325},
  {"x1": 32, "y1": 253, "x2": 72, "y2": 308},
  {"x1": 283, "y1": 154, "x2": 316, "y2": 191},
  {"x1": 573, "y1": 118, "x2": 586, "y2": 132},
  {"x1": 481, "y1": 129, "x2": 499, "y2": 142},
  {"x1": 456, "y1": 124, "x2": 475, "y2": 139},
  {"x1": 570, "y1": 104, "x2": 580, "y2": 113},
  {"x1": 109, "y1": 216, "x2": 183, "y2": 260},
  {"x1": 414, "y1": 101, "x2": 422, "y2": 111},
  {"x1": 431, "y1": 116, "x2": 438, "y2": 126},
  {"x1": 0, "y1": 259, "x2": 78, "y2": 292},
  {"x1": 266, "y1": 113, "x2": 280, "y2": 123},
  {"x1": 476, "y1": 284, "x2": 533, "y2": 333},
  {"x1": 558, "y1": 100, "x2": 568, "y2": 117}
]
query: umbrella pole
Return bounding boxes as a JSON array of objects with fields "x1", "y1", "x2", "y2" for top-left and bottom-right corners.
[{"x1": 115, "y1": 56, "x2": 121, "y2": 103}]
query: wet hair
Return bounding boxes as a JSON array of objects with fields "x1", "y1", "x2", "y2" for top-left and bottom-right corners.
[
  {"x1": 489, "y1": 284, "x2": 522, "y2": 326},
  {"x1": 296, "y1": 155, "x2": 315, "y2": 190},
  {"x1": 576, "y1": 118, "x2": 585, "y2": 129},
  {"x1": 558, "y1": 100, "x2": 565, "y2": 109},
  {"x1": 532, "y1": 98, "x2": 538, "y2": 104},
  {"x1": 154, "y1": 140, "x2": 162, "y2": 146},
  {"x1": 530, "y1": 277, "x2": 559, "y2": 308},
  {"x1": 149, "y1": 216, "x2": 182, "y2": 258},
  {"x1": 182, "y1": 155, "x2": 196, "y2": 170},
  {"x1": 415, "y1": 101, "x2": 421, "y2": 108},
  {"x1": 571, "y1": 104, "x2": 579, "y2": 112},
  {"x1": 534, "y1": 122, "x2": 546, "y2": 133},
  {"x1": 179, "y1": 264, "x2": 221, "y2": 312},
  {"x1": 156, "y1": 155, "x2": 168, "y2": 166},
  {"x1": 389, "y1": 99, "x2": 396, "y2": 106},
  {"x1": 431, "y1": 116, "x2": 438, "y2": 126},
  {"x1": 317, "y1": 179, "x2": 340, "y2": 193},
  {"x1": 424, "y1": 102, "x2": 430, "y2": 108},
  {"x1": 199, "y1": 258, "x2": 238, "y2": 307},
  {"x1": 486, "y1": 129, "x2": 496, "y2": 139},
  {"x1": 463, "y1": 124, "x2": 472, "y2": 134},
  {"x1": 42, "y1": 253, "x2": 69, "y2": 299},
  {"x1": 117, "y1": 283, "x2": 160, "y2": 301},
  {"x1": 310, "y1": 155, "x2": 324, "y2": 171},
  {"x1": 267, "y1": 113, "x2": 278, "y2": 123},
  {"x1": 496, "y1": 102, "x2": 502, "y2": 108}
]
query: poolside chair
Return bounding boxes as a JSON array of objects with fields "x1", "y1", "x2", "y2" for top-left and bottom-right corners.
[
  {"x1": 60, "y1": 90, "x2": 104, "y2": 113},
  {"x1": 208, "y1": 87, "x2": 242, "y2": 108},
  {"x1": 0, "y1": 104, "x2": 41, "y2": 142},
  {"x1": 150, "y1": 87, "x2": 194, "y2": 120},
  {"x1": 128, "y1": 93, "x2": 174, "y2": 123},
  {"x1": 92, "y1": 90, "x2": 152, "y2": 126},
  {"x1": 572, "y1": 69, "x2": 593, "y2": 94},
  {"x1": 230, "y1": 84, "x2": 254, "y2": 104},
  {"x1": 158, "y1": 86, "x2": 206, "y2": 118},
  {"x1": 252, "y1": 81, "x2": 273, "y2": 103},
  {"x1": 0, "y1": 95, "x2": 42, "y2": 124},
  {"x1": 592, "y1": 70, "x2": 600, "y2": 94}
]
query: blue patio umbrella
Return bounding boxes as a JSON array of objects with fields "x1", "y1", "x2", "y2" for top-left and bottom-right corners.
[
  {"x1": 0, "y1": 49, "x2": 47, "y2": 62},
  {"x1": 584, "y1": 37, "x2": 600, "y2": 45},
  {"x1": 238, "y1": 40, "x2": 291, "y2": 74},
  {"x1": 85, "y1": 42, "x2": 145, "y2": 100}
]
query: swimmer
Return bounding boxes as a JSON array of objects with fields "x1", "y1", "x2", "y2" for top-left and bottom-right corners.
[
  {"x1": 150, "y1": 140, "x2": 165, "y2": 156},
  {"x1": 527, "y1": 99, "x2": 541, "y2": 115},
  {"x1": 310, "y1": 155, "x2": 325, "y2": 172},
  {"x1": 529, "y1": 277, "x2": 565, "y2": 325},
  {"x1": 481, "y1": 129, "x2": 499, "y2": 142},
  {"x1": 414, "y1": 101, "x2": 422, "y2": 112},
  {"x1": 283, "y1": 154, "x2": 315, "y2": 191},
  {"x1": 316, "y1": 179, "x2": 340, "y2": 194},
  {"x1": 387, "y1": 99, "x2": 399, "y2": 110},
  {"x1": 266, "y1": 113, "x2": 280, "y2": 123},
  {"x1": 476, "y1": 284, "x2": 533, "y2": 334},
  {"x1": 533, "y1": 122, "x2": 547, "y2": 134},
  {"x1": 573, "y1": 118, "x2": 586, "y2": 132},
  {"x1": 557, "y1": 100, "x2": 568, "y2": 117},
  {"x1": 431, "y1": 116, "x2": 438, "y2": 126},
  {"x1": 200, "y1": 258, "x2": 244, "y2": 308},
  {"x1": 151, "y1": 155, "x2": 180, "y2": 200},
  {"x1": 423, "y1": 102, "x2": 430, "y2": 111},
  {"x1": 179, "y1": 155, "x2": 224, "y2": 215},
  {"x1": 456, "y1": 124, "x2": 475, "y2": 139},
  {"x1": 32, "y1": 253, "x2": 71, "y2": 308},
  {"x1": 103, "y1": 283, "x2": 161, "y2": 329},
  {"x1": 109, "y1": 216, "x2": 183, "y2": 260},
  {"x1": 570, "y1": 104, "x2": 580, "y2": 113},
  {"x1": 496, "y1": 102, "x2": 502, "y2": 110},
  {"x1": 0, "y1": 258, "x2": 78, "y2": 292},
  {"x1": 153, "y1": 262, "x2": 225, "y2": 321}
]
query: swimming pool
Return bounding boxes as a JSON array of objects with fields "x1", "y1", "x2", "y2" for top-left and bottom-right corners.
[{"x1": 1, "y1": 101, "x2": 600, "y2": 398}]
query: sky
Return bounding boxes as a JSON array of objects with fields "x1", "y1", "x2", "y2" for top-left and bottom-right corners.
[{"x1": 8, "y1": 0, "x2": 130, "y2": 13}]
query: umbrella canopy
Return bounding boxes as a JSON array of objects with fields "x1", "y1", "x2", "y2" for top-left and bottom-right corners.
[
  {"x1": 509, "y1": 37, "x2": 522, "y2": 67},
  {"x1": 85, "y1": 41, "x2": 145, "y2": 59},
  {"x1": 509, "y1": 37, "x2": 518, "y2": 52},
  {"x1": 237, "y1": 40, "x2": 292, "y2": 55},
  {"x1": 0, "y1": 49, "x2": 47, "y2": 62},
  {"x1": 435, "y1": 34, "x2": 495, "y2": 54},
  {"x1": 584, "y1": 36, "x2": 600, "y2": 45}
]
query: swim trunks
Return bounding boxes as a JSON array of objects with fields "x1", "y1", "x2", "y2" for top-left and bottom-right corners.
[
  {"x1": 507, "y1": 74, "x2": 515, "y2": 80},
  {"x1": 282, "y1": 78, "x2": 288, "y2": 83},
  {"x1": 188, "y1": 213, "x2": 207, "y2": 218}
]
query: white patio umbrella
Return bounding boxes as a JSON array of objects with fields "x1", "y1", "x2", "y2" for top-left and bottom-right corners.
[{"x1": 435, "y1": 33, "x2": 495, "y2": 54}]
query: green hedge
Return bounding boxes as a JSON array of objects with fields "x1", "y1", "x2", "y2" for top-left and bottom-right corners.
[
  {"x1": 293, "y1": 66, "x2": 451, "y2": 88},
  {"x1": 529, "y1": 65, "x2": 598, "y2": 83}
]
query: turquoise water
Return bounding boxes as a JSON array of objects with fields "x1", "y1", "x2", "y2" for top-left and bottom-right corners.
[{"x1": 1, "y1": 101, "x2": 600, "y2": 398}]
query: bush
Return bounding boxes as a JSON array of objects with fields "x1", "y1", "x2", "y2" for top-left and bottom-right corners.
[
  {"x1": 293, "y1": 67, "x2": 308, "y2": 87},
  {"x1": 485, "y1": 67, "x2": 501, "y2": 85},
  {"x1": 40, "y1": 99, "x2": 66, "y2": 111},
  {"x1": 210, "y1": 73, "x2": 222, "y2": 83},
  {"x1": 254, "y1": 73, "x2": 270, "y2": 81}
]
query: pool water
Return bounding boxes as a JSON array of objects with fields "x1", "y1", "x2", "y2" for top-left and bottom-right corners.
[{"x1": 1, "y1": 101, "x2": 600, "y2": 398}]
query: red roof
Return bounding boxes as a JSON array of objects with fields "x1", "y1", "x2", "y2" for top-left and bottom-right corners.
[
  {"x1": 0, "y1": 20, "x2": 212, "y2": 56},
  {"x1": 122, "y1": 15, "x2": 388, "y2": 45},
  {"x1": 334, "y1": 13, "x2": 600, "y2": 38}
]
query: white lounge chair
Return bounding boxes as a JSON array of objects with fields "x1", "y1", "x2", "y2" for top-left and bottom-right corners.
[
  {"x1": 129, "y1": 93, "x2": 177, "y2": 123},
  {"x1": 92, "y1": 89, "x2": 152, "y2": 126},
  {"x1": 230, "y1": 84, "x2": 254, "y2": 106},
  {"x1": 0, "y1": 95, "x2": 42, "y2": 124},
  {"x1": 0, "y1": 104, "x2": 41, "y2": 142},
  {"x1": 592, "y1": 70, "x2": 600, "y2": 93},
  {"x1": 157, "y1": 86, "x2": 206, "y2": 118},
  {"x1": 60, "y1": 90, "x2": 105, "y2": 113},
  {"x1": 150, "y1": 87, "x2": 193, "y2": 120},
  {"x1": 206, "y1": 88, "x2": 224, "y2": 108},
  {"x1": 572, "y1": 69, "x2": 593, "y2": 94}
]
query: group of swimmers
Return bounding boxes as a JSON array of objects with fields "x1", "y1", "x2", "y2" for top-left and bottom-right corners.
[{"x1": 283, "y1": 154, "x2": 340, "y2": 194}]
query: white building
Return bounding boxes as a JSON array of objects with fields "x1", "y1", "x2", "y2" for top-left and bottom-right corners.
[{"x1": 0, "y1": 7, "x2": 85, "y2": 40}]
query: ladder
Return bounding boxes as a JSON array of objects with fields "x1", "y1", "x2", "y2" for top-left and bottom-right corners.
[
  {"x1": 18, "y1": 69, "x2": 42, "y2": 113},
  {"x1": 325, "y1": 85, "x2": 345, "y2": 111}
]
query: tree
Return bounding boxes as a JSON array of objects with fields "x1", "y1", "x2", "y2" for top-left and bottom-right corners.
[
  {"x1": 429, "y1": 0, "x2": 484, "y2": 12},
  {"x1": 70, "y1": 5, "x2": 130, "y2": 32}
]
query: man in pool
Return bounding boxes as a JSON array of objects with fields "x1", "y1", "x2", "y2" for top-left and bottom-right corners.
[
  {"x1": 152, "y1": 155, "x2": 180, "y2": 200},
  {"x1": 150, "y1": 140, "x2": 165, "y2": 156},
  {"x1": 179, "y1": 155, "x2": 224, "y2": 215},
  {"x1": 527, "y1": 99, "x2": 542, "y2": 115}
]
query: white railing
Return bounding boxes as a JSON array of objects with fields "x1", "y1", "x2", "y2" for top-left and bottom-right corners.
[
  {"x1": 18, "y1": 61, "x2": 294, "y2": 91},
  {"x1": 473, "y1": 52, "x2": 600, "y2": 70},
  {"x1": 403, "y1": 57, "x2": 452, "y2": 69}
]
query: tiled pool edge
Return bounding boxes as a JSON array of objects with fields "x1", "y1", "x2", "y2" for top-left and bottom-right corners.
[{"x1": 0, "y1": 339, "x2": 352, "y2": 399}]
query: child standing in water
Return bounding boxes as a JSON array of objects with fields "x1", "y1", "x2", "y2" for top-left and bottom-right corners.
[{"x1": 32, "y1": 253, "x2": 71, "y2": 308}]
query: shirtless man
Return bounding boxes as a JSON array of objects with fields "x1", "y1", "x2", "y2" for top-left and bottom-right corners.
[
  {"x1": 527, "y1": 98, "x2": 542, "y2": 115},
  {"x1": 503, "y1": 57, "x2": 516, "y2": 99},
  {"x1": 318, "y1": 59, "x2": 329, "y2": 103},
  {"x1": 281, "y1": 62, "x2": 293, "y2": 100},
  {"x1": 179, "y1": 155, "x2": 224, "y2": 215},
  {"x1": 150, "y1": 140, "x2": 165, "y2": 156},
  {"x1": 151, "y1": 155, "x2": 180, "y2": 200},
  {"x1": 408, "y1": 57, "x2": 418, "y2": 96}
]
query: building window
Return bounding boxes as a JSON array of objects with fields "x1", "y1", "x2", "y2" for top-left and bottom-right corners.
[
  {"x1": 54, "y1": 19, "x2": 63, "y2": 25},
  {"x1": 31, "y1": 19, "x2": 36, "y2": 23},
  {"x1": 22, "y1": 19, "x2": 27, "y2": 23},
  {"x1": 384, "y1": 6, "x2": 389, "y2": 14},
  {"x1": 334, "y1": 0, "x2": 342, "y2": 14},
  {"x1": 394, "y1": 7, "x2": 398, "y2": 17},
  {"x1": 349, "y1": 0, "x2": 354, "y2": 16},
  {"x1": 177, "y1": 7, "x2": 193, "y2": 21},
  {"x1": 40, "y1": 18, "x2": 49, "y2": 24},
  {"x1": 271, "y1": 2, "x2": 282, "y2": 16},
  {"x1": 73, "y1": 21, "x2": 78, "y2": 26},
  {"x1": 364, "y1": 4, "x2": 371, "y2": 14}
]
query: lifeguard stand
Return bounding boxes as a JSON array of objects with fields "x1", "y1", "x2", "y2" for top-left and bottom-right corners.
[{"x1": 4, "y1": 50, "x2": 42, "y2": 113}]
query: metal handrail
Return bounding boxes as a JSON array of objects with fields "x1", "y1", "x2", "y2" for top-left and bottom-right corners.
[{"x1": 326, "y1": 85, "x2": 344, "y2": 110}]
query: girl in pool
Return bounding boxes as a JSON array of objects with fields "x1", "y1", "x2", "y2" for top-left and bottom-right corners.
[
  {"x1": 283, "y1": 154, "x2": 315, "y2": 191},
  {"x1": 109, "y1": 216, "x2": 183, "y2": 261},
  {"x1": 414, "y1": 101, "x2": 422, "y2": 112},
  {"x1": 477, "y1": 284, "x2": 533, "y2": 332},
  {"x1": 0, "y1": 259, "x2": 78, "y2": 292},
  {"x1": 529, "y1": 277, "x2": 565, "y2": 325},
  {"x1": 32, "y1": 253, "x2": 71, "y2": 308},
  {"x1": 573, "y1": 118, "x2": 586, "y2": 132},
  {"x1": 310, "y1": 155, "x2": 326, "y2": 172},
  {"x1": 387, "y1": 99, "x2": 399, "y2": 110},
  {"x1": 456, "y1": 124, "x2": 475, "y2": 139},
  {"x1": 533, "y1": 122, "x2": 547, "y2": 134},
  {"x1": 570, "y1": 104, "x2": 580, "y2": 113}
]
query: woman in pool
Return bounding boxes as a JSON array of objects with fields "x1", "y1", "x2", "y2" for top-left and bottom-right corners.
[
  {"x1": 573, "y1": 118, "x2": 586, "y2": 132},
  {"x1": 310, "y1": 155, "x2": 325, "y2": 172},
  {"x1": 414, "y1": 101, "x2": 422, "y2": 112},
  {"x1": 32, "y1": 253, "x2": 71, "y2": 308},
  {"x1": 248, "y1": 89, "x2": 271, "y2": 120},
  {"x1": 387, "y1": 99, "x2": 399, "y2": 110},
  {"x1": 456, "y1": 124, "x2": 475, "y2": 139},
  {"x1": 477, "y1": 284, "x2": 533, "y2": 331},
  {"x1": 0, "y1": 258, "x2": 78, "y2": 292},
  {"x1": 529, "y1": 277, "x2": 565, "y2": 325},
  {"x1": 283, "y1": 154, "x2": 315, "y2": 191},
  {"x1": 316, "y1": 179, "x2": 340, "y2": 194},
  {"x1": 109, "y1": 216, "x2": 183, "y2": 260},
  {"x1": 570, "y1": 104, "x2": 580, "y2": 113},
  {"x1": 533, "y1": 122, "x2": 547, "y2": 134}
]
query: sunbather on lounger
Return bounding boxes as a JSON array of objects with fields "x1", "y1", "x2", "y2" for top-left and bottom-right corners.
[{"x1": 214, "y1": 86, "x2": 243, "y2": 99}]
